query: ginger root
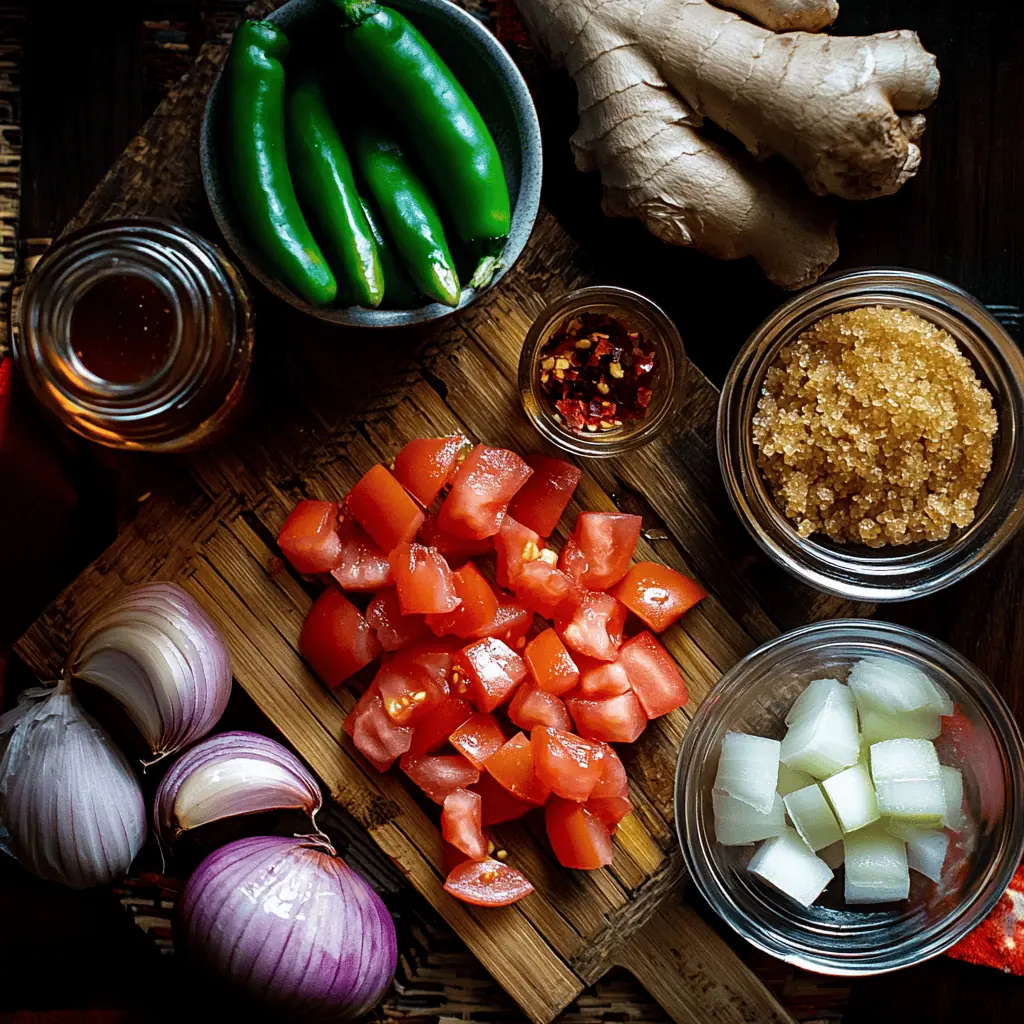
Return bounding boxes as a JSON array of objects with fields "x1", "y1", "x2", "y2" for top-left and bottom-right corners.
[{"x1": 514, "y1": 0, "x2": 939, "y2": 289}]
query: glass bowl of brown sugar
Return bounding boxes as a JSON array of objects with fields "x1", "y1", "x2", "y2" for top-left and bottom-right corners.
[{"x1": 718, "y1": 269, "x2": 1024, "y2": 602}]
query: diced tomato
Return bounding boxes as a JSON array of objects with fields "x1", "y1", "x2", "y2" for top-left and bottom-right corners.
[
  {"x1": 545, "y1": 796, "x2": 614, "y2": 870},
  {"x1": 437, "y1": 445, "x2": 533, "y2": 540},
  {"x1": 507, "y1": 454, "x2": 581, "y2": 537},
  {"x1": 444, "y1": 857, "x2": 534, "y2": 907},
  {"x1": 442, "y1": 788, "x2": 488, "y2": 861},
  {"x1": 611, "y1": 561, "x2": 707, "y2": 632},
  {"x1": 618, "y1": 632, "x2": 688, "y2": 718},
  {"x1": 329, "y1": 515, "x2": 393, "y2": 592},
  {"x1": 565, "y1": 690, "x2": 647, "y2": 744},
  {"x1": 425, "y1": 561, "x2": 499, "y2": 639},
  {"x1": 524, "y1": 628, "x2": 579, "y2": 696},
  {"x1": 558, "y1": 536, "x2": 589, "y2": 586},
  {"x1": 508, "y1": 682, "x2": 571, "y2": 732},
  {"x1": 277, "y1": 499, "x2": 342, "y2": 575},
  {"x1": 449, "y1": 711, "x2": 506, "y2": 769},
  {"x1": 418, "y1": 513, "x2": 494, "y2": 566},
  {"x1": 563, "y1": 512, "x2": 642, "y2": 590},
  {"x1": 408, "y1": 696, "x2": 473, "y2": 756},
  {"x1": 400, "y1": 752, "x2": 480, "y2": 804},
  {"x1": 300, "y1": 589, "x2": 381, "y2": 688},
  {"x1": 577, "y1": 657, "x2": 632, "y2": 698},
  {"x1": 390, "y1": 543, "x2": 460, "y2": 615},
  {"x1": 343, "y1": 682, "x2": 412, "y2": 772},
  {"x1": 514, "y1": 561, "x2": 582, "y2": 620},
  {"x1": 587, "y1": 748, "x2": 631, "y2": 828},
  {"x1": 456, "y1": 637, "x2": 528, "y2": 712},
  {"x1": 485, "y1": 732, "x2": 550, "y2": 805},
  {"x1": 346, "y1": 464, "x2": 425, "y2": 552},
  {"x1": 472, "y1": 771, "x2": 534, "y2": 825},
  {"x1": 375, "y1": 645, "x2": 452, "y2": 726},
  {"x1": 532, "y1": 727, "x2": 607, "y2": 801},
  {"x1": 494, "y1": 516, "x2": 544, "y2": 588},
  {"x1": 557, "y1": 591, "x2": 626, "y2": 662},
  {"x1": 391, "y1": 435, "x2": 469, "y2": 506},
  {"x1": 586, "y1": 794, "x2": 633, "y2": 832},
  {"x1": 366, "y1": 589, "x2": 429, "y2": 651},
  {"x1": 442, "y1": 839, "x2": 470, "y2": 875},
  {"x1": 466, "y1": 593, "x2": 533, "y2": 648}
]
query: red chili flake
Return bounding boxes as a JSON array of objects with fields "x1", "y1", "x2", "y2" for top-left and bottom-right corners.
[{"x1": 536, "y1": 311, "x2": 658, "y2": 433}]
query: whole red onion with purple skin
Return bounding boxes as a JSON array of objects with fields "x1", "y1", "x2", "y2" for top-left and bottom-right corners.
[{"x1": 179, "y1": 835, "x2": 396, "y2": 1019}]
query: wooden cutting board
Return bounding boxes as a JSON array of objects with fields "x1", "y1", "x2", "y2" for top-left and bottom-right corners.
[{"x1": 13, "y1": 6, "x2": 869, "y2": 1022}]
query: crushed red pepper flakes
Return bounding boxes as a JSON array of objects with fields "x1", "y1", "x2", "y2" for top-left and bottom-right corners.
[{"x1": 538, "y1": 312, "x2": 656, "y2": 433}]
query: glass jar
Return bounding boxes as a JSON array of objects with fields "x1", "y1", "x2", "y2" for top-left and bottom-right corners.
[
  {"x1": 717, "y1": 268, "x2": 1024, "y2": 602},
  {"x1": 15, "y1": 219, "x2": 254, "y2": 452},
  {"x1": 518, "y1": 286, "x2": 687, "y2": 457}
]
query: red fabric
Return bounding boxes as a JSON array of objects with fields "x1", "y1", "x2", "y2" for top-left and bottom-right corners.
[
  {"x1": 949, "y1": 862, "x2": 1024, "y2": 973},
  {"x1": 0, "y1": 356, "x2": 12, "y2": 449},
  {"x1": 494, "y1": 0, "x2": 532, "y2": 46}
]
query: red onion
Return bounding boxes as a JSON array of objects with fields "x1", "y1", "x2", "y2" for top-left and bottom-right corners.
[
  {"x1": 154, "y1": 731, "x2": 322, "y2": 845},
  {"x1": 179, "y1": 835, "x2": 396, "y2": 1019},
  {"x1": 71, "y1": 582, "x2": 232, "y2": 761}
]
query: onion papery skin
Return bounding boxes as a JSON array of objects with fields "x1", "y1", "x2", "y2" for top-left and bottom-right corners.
[
  {"x1": 154, "y1": 731, "x2": 322, "y2": 844},
  {"x1": 0, "y1": 683, "x2": 146, "y2": 889},
  {"x1": 71, "y1": 582, "x2": 232, "y2": 761},
  {"x1": 179, "y1": 836, "x2": 397, "y2": 1020}
]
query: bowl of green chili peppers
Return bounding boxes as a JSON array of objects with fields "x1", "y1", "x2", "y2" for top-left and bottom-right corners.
[{"x1": 201, "y1": 0, "x2": 542, "y2": 327}]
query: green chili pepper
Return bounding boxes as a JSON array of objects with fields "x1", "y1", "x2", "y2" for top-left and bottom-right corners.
[
  {"x1": 223, "y1": 21, "x2": 336, "y2": 306},
  {"x1": 286, "y1": 76, "x2": 384, "y2": 308},
  {"x1": 352, "y1": 125, "x2": 461, "y2": 308},
  {"x1": 332, "y1": 2, "x2": 511, "y2": 255},
  {"x1": 359, "y1": 198, "x2": 422, "y2": 310}
]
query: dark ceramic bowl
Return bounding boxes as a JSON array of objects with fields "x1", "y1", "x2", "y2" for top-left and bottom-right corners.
[{"x1": 200, "y1": 0, "x2": 542, "y2": 327}]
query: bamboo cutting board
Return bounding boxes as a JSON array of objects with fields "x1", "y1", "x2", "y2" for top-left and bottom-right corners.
[{"x1": 14, "y1": 6, "x2": 869, "y2": 1022}]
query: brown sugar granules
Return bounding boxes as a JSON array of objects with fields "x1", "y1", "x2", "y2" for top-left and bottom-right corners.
[{"x1": 752, "y1": 306, "x2": 998, "y2": 548}]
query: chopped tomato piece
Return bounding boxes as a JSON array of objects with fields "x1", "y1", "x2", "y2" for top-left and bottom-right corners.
[
  {"x1": 418, "y1": 513, "x2": 493, "y2": 566},
  {"x1": 485, "y1": 732, "x2": 550, "y2": 805},
  {"x1": 366, "y1": 589, "x2": 429, "y2": 651},
  {"x1": 329, "y1": 515, "x2": 393, "y2": 592},
  {"x1": 557, "y1": 591, "x2": 626, "y2": 662},
  {"x1": 514, "y1": 561, "x2": 583, "y2": 620},
  {"x1": 618, "y1": 632, "x2": 689, "y2": 718},
  {"x1": 444, "y1": 857, "x2": 534, "y2": 907},
  {"x1": 375, "y1": 645, "x2": 452, "y2": 726},
  {"x1": 400, "y1": 752, "x2": 480, "y2": 804},
  {"x1": 611, "y1": 561, "x2": 707, "y2": 632},
  {"x1": 442, "y1": 839, "x2": 470, "y2": 875},
  {"x1": 565, "y1": 690, "x2": 647, "y2": 744},
  {"x1": 558, "y1": 536, "x2": 589, "y2": 586},
  {"x1": 532, "y1": 727, "x2": 607, "y2": 801},
  {"x1": 449, "y1": 711, "x2": 506, "y2": 769},
  {"x1": 346, "y1": 464, "x2": 425, "y2": 552},
  {"x1": 277, "y1": 499, "x2": 342, "y2": 575},
  {"x1": 587, "y1": 748, "x2": 631, "y2": 829},
  {"x1": 524, "y1": 628, "x2": 579, "y2": 696},
  {"x1": 577, "y1": 657, "x2": 632, "y2": 698},
  {"x1": 472, "y1": 772, "x2": 534, "y2": 825},
  {"x1": 508, "y1": 681, "x2": 571, "y2": 732},
  {"x1": 456, "y1": 637, "x2": 528, "y2": 712},
  {"x1": 344, "y1": 682, "x2": 412, "y2": 772},
  {"x1": 507, "y1": 454, "x2": 582, "y2": 537},
  {"x1": 390, "y1": 543, "x2": 460, "y2": 615},
  {"x1": 545, "y1": 796, "x2": 614, "y2": 870},
  {"x1": 442, "y1": 788, "x2": 488, "y2": 861},
  {"x1": 300, "y1": 589, "x2": 381, "y2": 687},
  {"x1": 408, "y1": 696, "x2": 473, "y2": 756},
  {"x1": 586, "y1": 794, "x2": 633, "y2": 832},
  {"x1": 426, "y1": 560, "x2": 499, "y2": 638},
  {"x1": 494, "y1": 516, "x2": 545, "y2": 588},
  {"x1": 391, "y1": 435, "x2": 469, "y2": 507},
  {"x1": 466, "y1": 593, "x2": 533, "y2": 648},
  {"x1": 564, "y1": 512, "x2": 642, "y2": 590},
  {"x1": 437, "y1": 445, "x2": 533, "y2": 539}
]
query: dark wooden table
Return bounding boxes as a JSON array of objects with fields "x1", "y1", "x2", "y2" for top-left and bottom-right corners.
[{"x1": 3, "y1": 0, "x2": 1024, "y2": 1021}]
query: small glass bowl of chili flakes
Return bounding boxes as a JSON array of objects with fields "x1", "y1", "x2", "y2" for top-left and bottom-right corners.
[{"x1": 518, "y1": 286, "x2": 687, "y2": 457}]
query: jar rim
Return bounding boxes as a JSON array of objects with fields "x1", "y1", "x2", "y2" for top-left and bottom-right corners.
[{"x1": 717, "y1": 268, "x2": 1024, "y2": 602}]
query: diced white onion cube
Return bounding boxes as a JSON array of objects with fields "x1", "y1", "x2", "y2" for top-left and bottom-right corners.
[
  {"x1": 902, "y1": 827, "x2": 950, "y2": 883},
  {"x1": 819, "y1": 841, "x2": 845, "y2": 869},
  {"x1": 777, "y1": 763, "x2": 816, "y2": 797},
  {"x1": 783, "y1": 784, "x2": 843, "y2": 851},
  {"x1": 714, "y1": 732, "x2": 780, "y2": 814},
  {"x1": 941, "y1": 765, "x2": 967, "y2": 832},
  {"x1": 859, "y1": 709, "x2": 941, "y2": 746},
  {"x1": 821, "y1": 763, "x2": 880, "y2": 833},
  {"x1": 849, "y1": 657, "x2": 953, "y2": 718},
  {"x1": 712, "y1": 790, "x2": 786, "y2": 845},
  {"x1": 870, "y1": 738, "x2": 945, "y2": 822},
  {"x1": 785, "y1": 678, "x2": 845, "y2": 727},
  {"x1": 780, "y1": 683, "x2": 860, "y2": 779},
  {"x1": 844, "y1": 824, "x2": 910, "y2": 904},
  {"x1": 748, "y1": 828, "x2": 834, "y2": 907}
]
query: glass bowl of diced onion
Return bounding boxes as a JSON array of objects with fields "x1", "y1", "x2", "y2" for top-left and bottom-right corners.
[{"x1": 676, "y1": 619, "x2": 1024, "y2": 975}]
